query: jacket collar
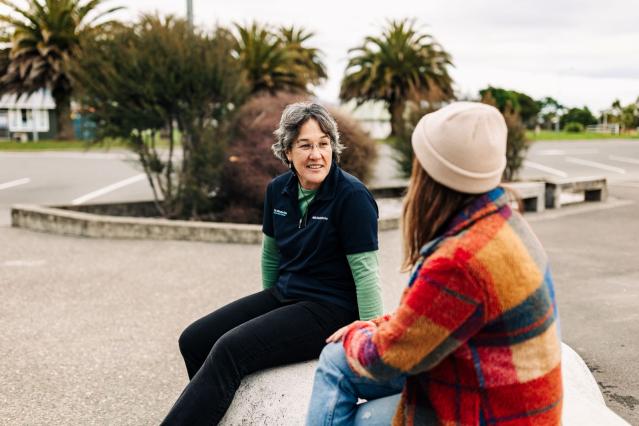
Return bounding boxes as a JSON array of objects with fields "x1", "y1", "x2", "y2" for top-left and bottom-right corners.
[
  {"x1": 419, "y1": 187, "x2": 509, "y2": 259},
  {"x1": 281, "y1": 162, "x2": 340, "y2": 201}
]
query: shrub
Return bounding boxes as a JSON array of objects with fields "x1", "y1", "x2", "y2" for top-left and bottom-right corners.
[
  {"x1": 388, "y1": 101, "x2": 440, "y2": 177},
  {"x1": 481, "y1": 92, "x2": 529, "y2": 181},
  {"x1": 478, "y1": 86, "x2": 540, "y2": 128},
  {"x1": 502, "y1": 105, "x2": 528, "y2": 181},
  {"x1": 564, "y1": 122, "x2": 585, "y2": 133},
  {"x1": 560, "y1": 106, "x2": 597, "y2": 128},
  {"x1": 218, "y1": 91, "x2": 378, "y2": 223},
  {"x1": 73, "y1": 16, "x2": 247, "y2": 219},
  {"x1": 329, "y1": 107, "x2": 378, "y2": 183}
]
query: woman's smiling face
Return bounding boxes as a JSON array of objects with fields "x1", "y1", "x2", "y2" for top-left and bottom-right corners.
[{"x1": 286, "y1": 119, "x2": 333, "y2": 190}]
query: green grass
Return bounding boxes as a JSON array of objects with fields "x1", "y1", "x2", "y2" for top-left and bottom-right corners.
[
  {"x1": 527, "y1": 131, "x2": 639, "y2": 141},
  {"x1": 0, "y1": 139, "x2": 129, "y2": 151},
  {"x1": 0, "y1": 137, "x2": 179, "y2": 151}
]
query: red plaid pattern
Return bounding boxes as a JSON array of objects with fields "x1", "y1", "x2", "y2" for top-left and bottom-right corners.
[{"x1": 343, "y1": 188, "x2": 562, "y2": 425}]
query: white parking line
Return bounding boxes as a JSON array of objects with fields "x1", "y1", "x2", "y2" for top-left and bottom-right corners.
[
  {"x1": 71, "y1": 174, "x2": 146, "y2": 205},
  {"x1": 0, "y1": 177, "x2": 31, "y2": 191},
  {"x1": 565, "y1": 157, "x2": 626, "y2": 174},
  {"x1": 608, "y1": 155, "x2": 639, "y2": 165},
  {"x1": 535, "y1": 149, "x2": 598, "y2": 156},
  {"x1": 522, "y1": 161, "x2": 568, "y2": 177}
]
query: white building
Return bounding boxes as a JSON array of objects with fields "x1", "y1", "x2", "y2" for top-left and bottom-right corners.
[
  {"x1": 339, "y1": 100, "x2": 391, "y2": 140},
  {"x1": 0, "y1": 89, "x2": 57, "y2": 140}
]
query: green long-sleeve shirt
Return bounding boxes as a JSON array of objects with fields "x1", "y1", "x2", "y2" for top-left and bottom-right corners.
[{"x1": 261, "y1": 185, "x2": 383, "y2": 320}]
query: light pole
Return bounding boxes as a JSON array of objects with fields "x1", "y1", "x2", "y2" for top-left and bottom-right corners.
[{"x1": 186, "y1": 0, "x2": 193, "y2": 27}]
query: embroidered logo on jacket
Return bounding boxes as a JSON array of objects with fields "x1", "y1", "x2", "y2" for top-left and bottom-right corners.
[
  {"x1": 312, "y1": 216, "x2": 328, "y2": 221},
  {"x1": 273, "y1": 209, "x2": 287, "y2": 217}
]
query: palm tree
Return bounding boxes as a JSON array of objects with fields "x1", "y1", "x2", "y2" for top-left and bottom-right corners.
[
  {"x1": 233, "y1": 22, "x2": 326, "y2": 95},
  {"x1": 277, "y1": 25, "x2": 326, "y2": 89},
  {"x1": 340, "y1": 19, "x2": 454, "y2": 137},
  {"x1": 0, "y1": 0, "x2": 122, "y2": 139}
]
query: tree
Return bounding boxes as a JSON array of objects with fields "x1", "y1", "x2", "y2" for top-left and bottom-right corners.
[
  {"x1": 340, "y1": 19, "x2": 454, "y2": 137},
  {"x1": 560, "y1": 106, "x2": 597, "y2": 129},
  {"x1": 73, "y1": 16, "x2": 247, "y2": 219},
  {"x1": 619, "y1": 102, "x2": 639, "y2": 131},
  {"x1": 537, "y1": 97, "x2": 564, "y2": 130},
  {"x1": 604, "y1": 99, "x2": 639, "y2": 131},
  {"x1": 232, "y1": 22, "x2": 326, "y2": 95},
  {"x1": 609, "y1": 99, "x2": 623, "y2": 123},
  {"x1": 277, "y1": 25, "x2": 327, "y2": 90},
  {"x1": 0, "y1": 0, "x2": 122, "y2": 139},
  {"x1": 478, "y1": 86, "x2": 540, "y2": 128}
]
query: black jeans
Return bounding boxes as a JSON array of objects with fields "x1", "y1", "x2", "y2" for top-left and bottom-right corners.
[{"x1": 161, "y1": 288, "x2": 357, "y2": 425}]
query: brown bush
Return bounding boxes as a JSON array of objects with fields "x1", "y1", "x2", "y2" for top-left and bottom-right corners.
[
  {"x1": 329, "y1": 106, "x2": 378, "y2": 183},
  {"x1": 481, "y1": 92, "x2": 529, "y2": 181},
  {"x1": 218, "y1": 91, "x2": 378, "y2": 223}
]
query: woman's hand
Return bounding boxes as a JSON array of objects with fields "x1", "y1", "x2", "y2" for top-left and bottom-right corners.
[{"x1": 326, "y1": 321, "x2": 375, "y2": 343}]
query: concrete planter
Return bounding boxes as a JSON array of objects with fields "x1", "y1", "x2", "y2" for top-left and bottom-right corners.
[
  {"x1": 11, "y1": 201, "x2": 401, "y2": 244},
  {"x1": 221, "y1": 343, "x2": 629, "y2": 425},
  {"x1": 11, "y1": 204, "x2": 263, "y2": 244}
]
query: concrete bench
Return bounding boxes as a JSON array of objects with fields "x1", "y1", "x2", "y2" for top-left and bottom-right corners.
[
  {"x1": 372, "y1": 181, "x2": 547, "y2": 213},
  {"x1": 501, "y1": 181, "x2": 546, "y2": 212},
  {"x1": 369, "y1": 183, "x2": 408, "y2": 199},
  {"x1": 544, "y1": 176, "x2": 608, "y2": 209},
  {"x1": 221, "y1": 343, "x2": 629, "y2": 425}
]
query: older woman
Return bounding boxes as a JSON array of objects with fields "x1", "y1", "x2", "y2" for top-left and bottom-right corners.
[
  {"x1": 161, "y1": 102, "x2": 383, "y2": 425},
  {"x1": 307, "y1": 102, "x2": 562, "y2": 425}
]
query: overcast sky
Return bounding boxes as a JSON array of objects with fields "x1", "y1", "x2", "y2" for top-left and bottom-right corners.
[{"x1": 113, "y1": 0, "x2": 639, "y2": 114}]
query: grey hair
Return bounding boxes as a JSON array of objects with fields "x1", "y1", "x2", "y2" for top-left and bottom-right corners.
[{"x1": 272, "y1": 102, "x2": 344, "y2": 166}]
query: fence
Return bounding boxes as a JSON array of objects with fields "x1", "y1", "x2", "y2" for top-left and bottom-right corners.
[{"x1": 586, "y1": 123, "x2": 620, "y2": 134}]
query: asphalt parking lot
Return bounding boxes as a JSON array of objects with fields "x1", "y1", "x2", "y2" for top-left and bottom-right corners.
[
  {"x1": 1, "y1": 140, "x2": 639, "y2": 424},
  {"x1": 0, "y1": 182, "x2": 637, "y2": 424}
]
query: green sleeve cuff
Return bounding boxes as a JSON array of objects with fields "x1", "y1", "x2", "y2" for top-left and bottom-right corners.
[
  {"x1": 261, "y1": 234, "x2": 280, "y2": 290},
  {"x1": 347, "y1": 250, "x2": 384, "y2": 320}
]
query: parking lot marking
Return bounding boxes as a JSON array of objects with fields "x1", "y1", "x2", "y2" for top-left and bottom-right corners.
[
  {"x1": 522, "y1": 161, "x2": 568, "y2": 177},
  {"x1": 0, "y1": 177, "x2": 30, "y2": 191},
  {"x1": 71, "y1": 173, "x2": 146, "y2": 205},
  {"x1": 536, "y1": 149, "x2": 598, "y2": 156},
  {"x1": 565, "y1": 157, "x2": 626, "y2": 174},
  {"x1": 608, "y1": 155, "x2": 639, "y2": 166}
]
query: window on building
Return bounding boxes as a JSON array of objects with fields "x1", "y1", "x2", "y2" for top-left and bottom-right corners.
[{"x1": 0, "y1": 111, "x2": 8, "y2": 129}]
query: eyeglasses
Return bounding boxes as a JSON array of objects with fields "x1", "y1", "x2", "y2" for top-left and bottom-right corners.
[{"x1": 294, "y1": 141, "x2": 332, "y2": 152}]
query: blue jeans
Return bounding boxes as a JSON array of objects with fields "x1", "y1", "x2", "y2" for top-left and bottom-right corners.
[{"x1": 306, "y1": 343, "x2": 405, "y2": 426}]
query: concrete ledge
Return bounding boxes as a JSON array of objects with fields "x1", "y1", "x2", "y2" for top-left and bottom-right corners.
[
  {"x1": 60, "y1": 200, "x2": 159, "y2": 217},
  {"x1": 11, "y1": 204, "x2": 263, "y2": 244},
  {"x1": 8, "y1": 176, "x2": 611, "y2": 243},
  {"x1": 370, "y1": 182, "x2": 408, "y2": 199},
  {"x1": 221, "y1": 343, "x2": 629, "y2": 425},
  {"x1": 545, "y1": 176, "x2": 608, "y2": 209},
  {"x1": 502, "y1": 181, "x2": 546, "y2": 212},
  {"x1": 11, "y1": 203, "x2": 402, "y2": 244}
]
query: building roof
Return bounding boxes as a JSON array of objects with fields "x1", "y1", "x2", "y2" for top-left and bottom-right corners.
[{"x1": 0, "y1": 89, "x2": 56, "y2": 110}]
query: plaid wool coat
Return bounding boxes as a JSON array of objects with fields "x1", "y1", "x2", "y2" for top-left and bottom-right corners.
[{"x1": 343, "y1": 188, "x2": 562, "y2": 425}]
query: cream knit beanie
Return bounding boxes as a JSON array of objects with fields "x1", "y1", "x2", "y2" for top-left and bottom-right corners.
[{"x1": 411, "y1": 102, "x2": 507, "y2": 194}]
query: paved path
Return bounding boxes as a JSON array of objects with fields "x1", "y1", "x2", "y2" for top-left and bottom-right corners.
[{"x1": 1, "y1": 182, "x2": 637, "y2": 425}]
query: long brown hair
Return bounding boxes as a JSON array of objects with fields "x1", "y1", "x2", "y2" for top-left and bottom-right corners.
[{"x1": 401, "y1": 158, "x2": 476, "y2": 271}]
